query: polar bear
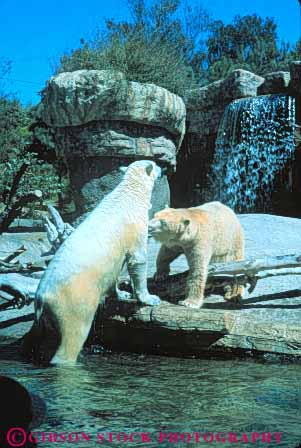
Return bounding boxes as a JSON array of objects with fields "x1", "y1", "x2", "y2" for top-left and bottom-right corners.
[
  {"x1": 34, "y1": 160, "x2": 161, "y2": 365},
  {"x1": 149, "y1": 201, "x2": 244, "y2": 309}
]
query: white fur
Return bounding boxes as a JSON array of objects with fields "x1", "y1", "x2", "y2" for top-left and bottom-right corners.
[{"x1": 35, "y1": 160, "x2": 161, "y2": 364}]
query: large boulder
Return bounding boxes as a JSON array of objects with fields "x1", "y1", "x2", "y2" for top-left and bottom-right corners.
[
  {"x1": 171, "y1": 69, "x2": 264, "y2": 207},
  {"x1": 186, "y1": 69, "x2": 264, "y2": 135},
  {"x1": 257, "y1": 71, "x2": 291, "y2": 95},
  {"x1": 37, "y1": 70, "x2": 186, "y2": 216},
  {"x1": 38, "y1": 70, "x2": 185, "y2": 146},
  {"x1": 289, "y1": 60, "x2": 301, "y2": 95}
]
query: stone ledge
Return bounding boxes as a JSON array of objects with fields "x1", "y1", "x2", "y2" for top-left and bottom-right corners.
[
  {"x1": 186, "y1": 69, "x2": 264, "y2": 134},
  {"x1": 257, "y1": 71, "x2": 290, "y2": 95},
  {"x1": 37, "y1": 70, "x2": 186, "y2": 147}
]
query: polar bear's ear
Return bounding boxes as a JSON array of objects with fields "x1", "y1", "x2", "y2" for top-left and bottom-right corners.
[
  {"x1": 119, "y1": 166, "x2": 127, "y2": 174},
  {"x1": 145, "y1": 163, "x2": 154, "y2": 176}
]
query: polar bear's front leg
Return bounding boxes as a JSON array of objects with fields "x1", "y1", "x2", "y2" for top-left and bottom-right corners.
[
  {"x1": 127, "y1": 249, "x2": 161, "y2": 306},
  {"x1": 154, "y1": 244, "x2": 183, "y2": 281},
  {"x1": 178, "y1": 247, "x2": 211, "y2": 309}
]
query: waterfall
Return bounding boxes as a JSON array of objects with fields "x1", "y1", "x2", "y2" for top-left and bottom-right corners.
[{"x1": 210, "y1": 95, "x2": 295, "y2": 212}]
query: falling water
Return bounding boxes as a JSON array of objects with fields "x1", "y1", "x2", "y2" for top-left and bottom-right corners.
[{"x1": 211, "y1": 95, "x2": 295, "y2": 212}]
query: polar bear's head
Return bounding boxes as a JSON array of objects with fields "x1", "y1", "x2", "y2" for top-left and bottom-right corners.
[
  {"x1": 149, "y1": 208, "x2": 193, "y2": 245},
  {"x1": 120, "y1": 160, "x2": 161, "y2": 183}
]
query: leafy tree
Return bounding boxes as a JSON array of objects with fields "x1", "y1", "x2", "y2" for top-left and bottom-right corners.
[
  {"x1": 0, "y1": 97, "x2": 63, "y2": 211},
  {"x1": 205, "y1": 15, "x2": 293, "y2": 81},
  {"x1": 57, "y1": 0, "x2": 210, "y2": 96},
  {"x1": 0, "y1": 57, "x2": 12, "y2": 97},
  {"x1": 288, "y1": 39, "x2": 301, "y2": 61}
]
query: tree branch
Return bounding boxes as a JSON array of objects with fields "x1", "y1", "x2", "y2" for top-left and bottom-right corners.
[{"x1": 0, "y1": 190, "x2": 43, "y2": 234}]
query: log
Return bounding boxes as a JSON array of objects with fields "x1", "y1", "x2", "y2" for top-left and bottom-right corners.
[
  {"x1": 6, "y1": 162, "x2": 29, "y2": 205},
  {"x1": 0, "y1": 274, "x2": 39, "y2": 301},
  {"x1": 2, "y1": 253, "x2": 301, "y2": 310},
  {"x1": 0, "y1": 260, "x2": 45, "y2": 275},
  {"x1": 43, "y1": 205, "x2": 74, "y2": 251},
  {"x1": 0, "y1": 206, "x2": 72, "y2": 274},
  {"x1": 2, "y1": 245, "x2": 26, "y2": 263},
  {"x1": 142, "y1": 253, "x2": 301, "y2": 300},
  {"x1": 208, "y1": 253, "x2": 301, "y2": 276}
]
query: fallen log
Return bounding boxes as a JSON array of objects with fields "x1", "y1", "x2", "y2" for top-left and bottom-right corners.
[
  {"x1": 0, "y1": 260, "x2": 45, "y2": 275},
  {"x1": 43, "y1": 205, "x2": 74, "y2": 252},
  {"x1": 0, "y1": 274, "x2": 39, "y2": 312},
  {"x1": 0, "y1": 205, "x2": 70, "y2": 274},
  {"x1": 3, "y1": 251, "x2": 301, "y2": 312},
  {"x1": 208, "y1": 253, "x2": 301, "y2": 276},
  {"x1": 143, "y1": 253, "x2": 301, "y2": 300},
  {"x1": 0, "y1": 274, "x2": 39, "y2": 301}
]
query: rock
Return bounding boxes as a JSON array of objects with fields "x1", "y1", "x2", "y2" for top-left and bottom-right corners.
[
  {"x1": 257, "y1": 72, "x2": 291, "y2": 95},
  {"x1": 38, "y1": 70, "x2": 186, "y2": 146},
  {"x1": 55, "y1": 121, "x2": 178, "y2": 168},
  {"x1": 7, "y1": 218, "x2": 45, "y2": 232},
  {"x1": 102, "y1": 214, "x2": 301, "y2": 358},
  {"x1": 186, "y1": 69, "x2": 264, "y2": 135},
  {"x1": 289, "y1": 60, "x2": 301, "y2": 95},
  {"x1": 224, "y1": 69, "x2": 265, "y2": 100},
  {"x1": 2, "y1": 214, "x2": 301, "y2": 359},
  {"x1": 69, "y1": 156, "x2": 170, "y2": 216},
  {"x1": 37, "y1": 70, "x2": 185, "y2": 217},
  {"x1": 0, "y1": 232, "x2": 50, "y2": 267}
]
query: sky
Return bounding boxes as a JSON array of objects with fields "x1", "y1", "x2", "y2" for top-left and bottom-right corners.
[{"x1": 0, "y1": 0, "x2": 300, "y2": 105}]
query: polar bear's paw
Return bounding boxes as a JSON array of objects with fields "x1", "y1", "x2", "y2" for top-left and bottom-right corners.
[
  {"x1": 139, "y1": 294, "x2": 161, "y2": 306},
  {"x1": 116, "y1": 289, "x2": 134, "y2": 302},
  {"x1": 178, "y1": 298, "x2": 202, "y2": 309}
]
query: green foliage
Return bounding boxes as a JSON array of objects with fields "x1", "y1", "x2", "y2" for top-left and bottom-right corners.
[
  {"x1": 0, "y1": 98, "x2": 31, "y2": 164},
  {"x1": 288, "y1": 39, "x2": 301, "y2": 61},
  {"x1": 0, "y1": 58, "x2": 12, "y2": 97},
  {"x1": 0, "y1": 97, "x2": 63, "y2": 208},
  {"x1": 56, "y1": 3, "x2": 299, "y2": 93},
  {"x1": 205, "y1": 15, "x2": 294, "y2": 81},
  {"x1": 57, "y1": 0, "x2": 210, "y2": 96}
]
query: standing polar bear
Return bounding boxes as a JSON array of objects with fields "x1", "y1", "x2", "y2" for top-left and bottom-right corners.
[
  {"x1": 34, "y1": 160, "x2": 161, "y2": 365},
  {"x1": 149, "y1": 201, "x2": 244, "y2": 309}
]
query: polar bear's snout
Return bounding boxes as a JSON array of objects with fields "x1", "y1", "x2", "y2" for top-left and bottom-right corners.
[{"x1": 148, "y1": 218, "x2": 162, "y2": 237}]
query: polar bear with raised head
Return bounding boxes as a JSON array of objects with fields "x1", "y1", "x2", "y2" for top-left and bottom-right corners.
[
  {"x1": 149, "y1": 201, "x2": 244, "y2": 309},
  {"x1": 34, "y1": 160, "x2": 161, "y2": 365}
]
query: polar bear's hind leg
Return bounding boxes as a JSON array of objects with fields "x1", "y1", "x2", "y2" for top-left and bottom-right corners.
[{"x1": 50, "y1": 288, "x2": 101, "y2": 365}]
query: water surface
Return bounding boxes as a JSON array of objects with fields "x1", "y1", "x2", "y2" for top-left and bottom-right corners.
[{"x1": 1, "y1": 352, "x2": 300, "y2": 448}]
